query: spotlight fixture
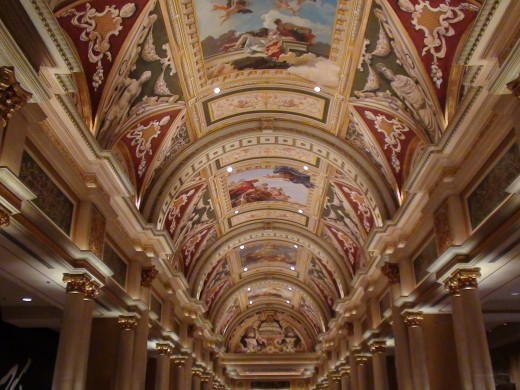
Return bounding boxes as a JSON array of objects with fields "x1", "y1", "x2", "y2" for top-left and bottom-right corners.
[
  {"x1": 240, "y1": 245, "x2": 245, "y2": 249},
  {"x1": 314, "y1": 86, "x2": 321, "y2": 92},
  {"x1": 226, "y1": 166, "x2": 233, "y2": 173},
  {"x1": 286, "y1": 300, "x2": 290, "y2": 304},
  {"x1": 214, "y1": 87, "x2": 221, "y2": 94},
  {"x1": 293, "y1": 244, "x2": 298, "y2": 248},
  {"x1": 234, "y1": 210, "x2": 240, "y2": 214},
  {"x1": 303, "y1": 165, "x2": 309, "y2": 171},
  {"x1": 289, "y1": 287, "x2": 293, "y2": 291},
  {"x1": 249, "y1": 300, "x2": 253, "y2": 305},
  {"x1": 22, "y1": 297, "x2": 32, "y2": 302},
  {"x1": 290, "y1": 266, "x2": 296, "y2": 271},
  {"x1": 298, "y1": 209, "x2": 303, "y2": 213},
  {"x1": 247, "y1": 287, "x2": 251, "y2": 292},
  {"x1": 243, "y1": 267, "x2": 248, "y2": 272}
]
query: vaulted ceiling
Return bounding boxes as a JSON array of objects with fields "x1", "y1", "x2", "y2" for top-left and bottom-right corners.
[{"x1": 53, "y1": 0, "x2": 480, "y2": 354}]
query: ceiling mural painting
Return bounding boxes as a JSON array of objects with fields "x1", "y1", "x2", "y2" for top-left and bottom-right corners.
[
  {"x1": 216, "y1": 298, "x2": 241, "y2": 335},
  {"x1": 194, "y1": 0, "x2": 340, "y2": 87},
  {"x1": 306, "y1": 257, "x2": 341, "y2": 312},
  {"x1": 200, "y1": 258, "x2": 232, "y2": 311},
  {"x1": 322, "y1": 222, "x2": 365, "y2": 276},
  {"x1": 228, "y1": 311, "x2": 311, "y2": 354},
  {"x1": 387, "y1": 0, "x2": 480, "y2": 109},
  {"x1": 240, "y1": 242, "x2": 297, "y2": 270}
]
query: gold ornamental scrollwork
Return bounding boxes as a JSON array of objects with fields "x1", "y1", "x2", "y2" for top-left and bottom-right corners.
[
  {"x1": 63, "y1": 273, "x2": 90, "y2": 294},
  {"x1": 381, "y1": 262, "x2": 400, "y2": 285},
  {"x1": 172, "y1": 355, "x2": 187, "y2": 366},
  {"x1": 0, "y1": 209, "x2": 10, "y2": 228},
  {"x1": 156, "y1": 343, "x2": 174, "y2": 356},
  {"x1": 402, "y1": 311, "x2": 424, "y2": 327},
  {"x1": 340, "y1": 367, "x2": 351, "y2": 377},
  {"x1": 369, "y1": 340, "x2": 387, "y2": 354},
  {"x1": 141, "y1": 265, "x2": 159, "y2": 288},
  {"x1": 192, "y1": 368, "x2": 204, "y2": 378},
  {"x1": 0, "y1": 67, "x2": 32, "y2": 129},
  {"x1": 331, "y1": 370, "x2": 342, "y2": 382},
  {"x1": 118, "y1": 315, "x2": 138, "y2": 330},
  {"x1": 507, "y1": 74, "x2": 520, "y2": 99},
  {"x1": 83, "y1": 280, "x2": 100, "y2": 300}
]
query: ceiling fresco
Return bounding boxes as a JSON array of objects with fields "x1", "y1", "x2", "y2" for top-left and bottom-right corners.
[{"x1": 53, "y1": 0, "x2": 481, "y2": 359}]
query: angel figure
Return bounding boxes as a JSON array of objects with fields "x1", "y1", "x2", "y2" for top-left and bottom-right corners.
[
  {"x1": 212, "y1": 0, "x2": 252, "y2": 24},
  {"x1": 274, "y1": 0, "x2": 316, "y2": 16}
]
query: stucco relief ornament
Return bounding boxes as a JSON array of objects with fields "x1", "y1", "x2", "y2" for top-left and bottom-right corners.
[
  {"x1": 398, "y1": 0, "x2": 479, "y2": 88},
  {"x1": 126, "y1": 115, "x2": 171, "y2": 177},
  {"x1": 341, "y1": 185, "x2": 372, "y2": 232},
  {"x1": 364, "y1": 111, "x2": 409, "y2": 173},
  {"x1": 61, "y1": 3, "x2": 137, "y2": 90}
]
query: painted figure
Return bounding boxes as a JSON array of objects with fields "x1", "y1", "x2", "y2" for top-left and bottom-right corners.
[{"x1": 212, "y1": 0, "x2": 253, "y2": 24}]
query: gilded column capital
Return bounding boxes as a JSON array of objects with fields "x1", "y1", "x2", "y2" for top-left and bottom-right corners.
[
  {"x1": 446, "y1": 268, "x2": 481, "y2": 293},
  {"x1": 381, "y1": 262, "x2": 400, "y2": 284},
  {"x1": 354, "y1": 355, "x2": 369, "y2": 365},
  {"x1": 507, "y1": 73, "x2": 520, "y2": 99},
  {"x1": 331, "y1": 370, "x2": 342, "y2": 382},
  {"x1": 402, "y1": 311, "x2": 424, "y2": 327},
  {"x1": 0, "y1": 209, "x2": 10, "y2": 227},
  {"x1": 0, "y1": 67, "x2": 32, "y2": 128},
  {"x1": 156, "y1": 343, "x2": 174, "y2": 356},
  {"x1": 83, "y1": 280, "x2": 100, "y2": 300},
  {"x1": 118, "y1": 315, "x2": 138, "y2": 330},
  {"x1": 340, "y1": 367, "x2": 351, "y2": 377},
  {"x1": 369, "y1": 340, "x2": 387, "y2": 354},
  {"x1": 63, "y1": 273, "x2": 90, "y2": 294},
  {"x1": 192, "y1": 368, "x2": 204, "y2": 378},
  {"x1": 141, "y1": 265, "x2": 159, "y2": 288},
  {"x1": 172, "y1": 355, "x2": 187, "y2": 366}
]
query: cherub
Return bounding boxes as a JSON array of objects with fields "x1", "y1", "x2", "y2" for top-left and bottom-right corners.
[
  {"x1": 212, "y1": 0, "x2": 253, "y2": 24},
  {"x1": 274, "y1": 0, "x2": 316, "y2": 15}
]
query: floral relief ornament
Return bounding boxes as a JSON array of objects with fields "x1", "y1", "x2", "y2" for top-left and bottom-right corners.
[
  {"x1": 61, "y1": 3, "x2": 137, "y2": 90},
  {"x1": 398, "y1": 0, "x2": 479, "y2": 88}
]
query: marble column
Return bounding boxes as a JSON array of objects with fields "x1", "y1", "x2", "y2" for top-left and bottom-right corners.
[
  {"x1": 172, "y1": 355, "x2": 187, "y2": 390},
  {"x1": 114, "y1": 315, "x2": 138, "y2": 390},
  {"x1": 132, "y1": 310, "x2": 150, "y2": 390},
  {"x1": 73, "y1": 281, "x2": 99, "y2": 390},
  {"x1": 370, "y1": 340, "x2": 389, "y2": 390},
  {"x1": 445, "y1": 269, "x2": 495, "y2": 390},
  {"x1": 340, "y1": 367, "x2": 351, "y2": 390},
  {"x1": 355, "y1": 356, "x2": 369, "y2": 390},
  {"x1": 192, "y1": 369, "x2": 202, "y2": 390},
  {"x1": 391, "y1": 306, "x2": 414, "y2": 390},
  {"x1": 403, "y1": 311, "x2": 430, "y2": 390},
  {"x1": 155, "y1": 343, "x2": 173, "y2": 390},
  {"x1": 331, "y1": 370, "x2": 341, "y2": 390},
  {"x1": 52, "y1": 274, "x2": 98, "y2": 390}
]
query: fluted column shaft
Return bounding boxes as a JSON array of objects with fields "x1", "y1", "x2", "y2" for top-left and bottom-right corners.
[
  {"x1": 341, "y1": 374, "x2": 351, "y2": 390},
  {"x1": 391, "y1": 306, "x2": 414, "y2": 390},
  {"x1": 192, "y1": 373, "x2": 202, "y2": 390},
  {"x1": 114, "y1": 316, "x2": 138, "y2": 390},
  {"x1": 172, "y1": 357, "x2": 187, "y2": 390},
  {"x1": 450, "y1": 293, "x2": 473, "y2": 390},
  {"x1": 403, "y1": 312, "x2": 430, "y2": 390},
  {"x1": 155, "y1": 344, "x2": 173, "y2": 390},
  {"x1": 73, "y1": 298, "x2": 95, "y2": 390},
  {"x1": 132, "y1": 310, "x2": 150, "y2": 390}
]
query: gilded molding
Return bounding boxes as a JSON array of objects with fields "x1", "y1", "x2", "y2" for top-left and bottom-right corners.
[
  {"x1": 141, "y1": 265, "x2": 159, "y2": 288},
  {"x1": 434, "y1": 201, "x2": 453, "y2": 255},
  {"x1": 369, "y1": 340, "x2": 387, "y2": 354},
  {"x1": 381, "y1": 262, "x2": 400, "y2": 285},
  {"x1": 156, "y1": 343, "x2": 174, "y2": 356},
  {"x1": 63, "y1": 273, "x2": 90, "y2": 294},
  {"x1": 83, "y1": 280, "x2": 100, "y2": 300},
  {"x1": 118, "y1": 315, "x2": 138, "y2": 330},
  {"x1": 331, "y1": 370, "x2": 342, "y2": 382},
  {"x1": 340, "y1": 367, "x2": 351, "y2": 377},
  {"x1": 172, "y1": 355, "x2": 187, "y2": 366},
  {"x1": 507, "y1": 74, "x2": 520, "y2": 99},
  {"x1": 402, "y1": 311, "x2": 424, "y2": 327},
  {"x1": 0, "y1": 66, "x2": 32, "y2": 128}
]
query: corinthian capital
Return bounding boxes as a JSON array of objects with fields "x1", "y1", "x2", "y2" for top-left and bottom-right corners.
[{"x1": 0, "y1": 67, "x2": 32, "y2": 128}]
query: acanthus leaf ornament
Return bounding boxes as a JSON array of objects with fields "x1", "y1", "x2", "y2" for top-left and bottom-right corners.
[
  {"x1": 381, "y1": 262, "x2": 400, "y2": 285},
  {"x1": 0, "y1": 67, "x2": 32, "y2": 129},
  {"x1": 141, "y1": 265, "x2": 159, "y2": 288}
]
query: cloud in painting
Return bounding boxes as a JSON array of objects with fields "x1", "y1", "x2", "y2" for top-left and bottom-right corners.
[
  {"x1": 261, "y1": 9, "x2": 332, "y2": 43},
  {"x1": 280, "y1": 52, "x2": 340, "y2": 87}
]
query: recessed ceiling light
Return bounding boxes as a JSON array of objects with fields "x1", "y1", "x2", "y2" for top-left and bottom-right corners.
[
  {"x1": 314, "y1": 86, "x2": 321, "y2": 92},
  {"x1": 293, "y1": 244, "x2": 298, "y2": 248},
  {"x1": 214, "y1": 87, "x2": 221, "y2": 94},
  {"x1": 298, "y1": 209, "x2": 303, "y2": 214},
  {"x1": 286, "y1": 300, "x2": 290, "y2": 304},
  {"x1": 240, "y1": 245, "x2": 245, "y2": 249},
  {"x1": 234, "y1": 210, "x2": 240, "y2": 214},
  {"x1": 289, "y1": 287, "x2": 293, "y2": 291},
  {"x1": 226, "y1": 166, "x2": 233, "y2": 173},
  {"x1": 303, "y1": 165, "x2": 309, "y2": 171},
  {"x1": 249, "y1": 300, "x2": 253, "y2": 305},
  {"x1": 290, "y1": 266, "x2": 296, "y2": 271},
  {"x1": 512, "y1": 292, "x2": 520, "y2": 296},
  {"x1": 243, "y1": 267, "x2": 248, "y2": 272},
  {"x1": 22, "y1": 297, "x2": 32, "y2": 302},
  {"x1": 247, "y1": 287, "x2": 251, "y2": 292}
]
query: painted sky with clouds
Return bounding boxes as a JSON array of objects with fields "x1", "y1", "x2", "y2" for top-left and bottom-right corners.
[{"x1": 195, "y1": 0, "x2": 338, "y2": 43}]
